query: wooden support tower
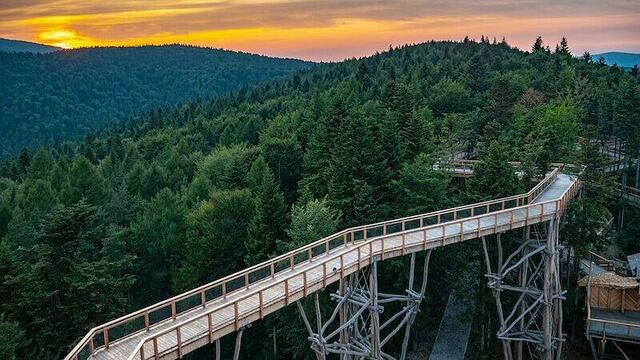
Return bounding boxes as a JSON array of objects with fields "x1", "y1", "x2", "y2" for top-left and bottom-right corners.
[{"x1": 482, "y1": 217, "x2": 565, "y2": 360}]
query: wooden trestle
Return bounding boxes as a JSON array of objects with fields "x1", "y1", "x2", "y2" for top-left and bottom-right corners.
[{"x1": 64, "y1": 167, "x2": 580, "y2": 360}]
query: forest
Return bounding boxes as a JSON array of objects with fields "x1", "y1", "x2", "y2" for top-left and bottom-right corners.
[
  {"x1": 0, "y1": 37, "x2": 639, "y2": 359},
  {"x1": 0, "y1": 44, "x2": 310, "y2": 157}
]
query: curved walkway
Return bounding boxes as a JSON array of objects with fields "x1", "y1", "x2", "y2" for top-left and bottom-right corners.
[{"x1": 65, "y1": 169, "x2": 580, "y2": 360}]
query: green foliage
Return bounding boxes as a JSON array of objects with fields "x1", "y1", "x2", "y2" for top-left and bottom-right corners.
[
  {"x1": 0, "y1": 39, "x2": 638, "y2": 359},
  {"x1": 175, "y1": 189, "x2": 255, "y2": 290},
  {"x1": 245, "y1": 157, "x2": 288, "y2": 265},
  {"x1": 0, "y1": 45, "x2": 310, "y2": 157},
  {"x1": 468, "y1": 141, "x2": 522, "y2": 200},
  {"x1": 393, "y1": 153, "x2": 451, "y2": 215},
  {"x1": 533, "y1": 102, "x2": 581, "y2": 160},
  {"x1": 285, "y1": 197, "x2": 341, "y2": 250},
  {"x1": 428, "y1": 78, "x2": 474, "y2": 116},
  {"x1": 0, "y1": 318, "x2": 23, "y2": 360},
  {"x1": 2, "y1": 201, "x2": 134, "y2": 359}
]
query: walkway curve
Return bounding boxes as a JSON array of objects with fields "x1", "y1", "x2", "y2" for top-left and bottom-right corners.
[{"x1": 65, "y1": 167, "x2": 581, "y2": 360}]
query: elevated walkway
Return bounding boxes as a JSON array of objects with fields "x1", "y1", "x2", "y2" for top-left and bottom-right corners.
[{"x1": 65, "y1": 168, "x2": 580, "y2": 360}]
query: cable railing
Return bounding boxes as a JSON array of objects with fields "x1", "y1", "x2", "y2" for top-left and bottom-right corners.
[{"x1": 65, "y1": 167, "x2": 570, "y2": 360}]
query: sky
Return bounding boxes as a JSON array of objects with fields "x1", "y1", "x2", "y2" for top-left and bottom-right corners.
[{"x1": 1, "y1": 0, "x2": 639, "y2": 61}]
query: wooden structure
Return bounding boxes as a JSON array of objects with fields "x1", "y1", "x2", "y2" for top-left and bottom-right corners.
[
  {"x1": 619, "y1": 184, "x2": 640, "y2": 207},
  {"x1": 64, "y1": 167, "x2": 581, "y2": 360},
  {"x1": 581, "y1": 273, "x2": 640, "y2": 312},
  {"x1": 581, "y1": 255, "x2": 640, "y2": 359}
]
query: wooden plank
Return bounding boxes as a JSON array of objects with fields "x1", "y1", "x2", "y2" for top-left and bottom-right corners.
[{"x1": 72, "y1": 171, "x2": 580, "y2": 360}]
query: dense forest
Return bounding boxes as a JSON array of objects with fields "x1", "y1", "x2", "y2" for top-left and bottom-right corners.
[
  {"x1": 0, "y1": 37, "x2": 639, "y2": 360},
  {"x1": 0, "y1": 45, "x2": 310, "y2": 157}
]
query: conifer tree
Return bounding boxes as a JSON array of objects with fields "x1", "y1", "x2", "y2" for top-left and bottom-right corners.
[
  {"x1": 532, "y1": 36, "x2": 544, "y2": 52},
  {"x1": 245, "y1": 156, "x2": 288, "y2": 265}
]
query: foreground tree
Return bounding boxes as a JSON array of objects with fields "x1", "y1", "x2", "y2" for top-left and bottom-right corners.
[{"x1": 245, "y1": 156, "x2": 288, "y2": 265}]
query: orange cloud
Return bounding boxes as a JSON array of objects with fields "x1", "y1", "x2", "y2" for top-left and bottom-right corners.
[{"x1": 0, "y1": 1, "x2": 638, "y2": 61}]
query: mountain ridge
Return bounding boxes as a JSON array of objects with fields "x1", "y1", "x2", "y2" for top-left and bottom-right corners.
[
  {"x1": 592, "y1": 51, "x2": 640, "y2": 68},
  {"x1": 0, "y1": 44, "x2": 312, "y2": 157},
  {"x1": 0, "y1": 38, "x2": 61, "y2": 53}
]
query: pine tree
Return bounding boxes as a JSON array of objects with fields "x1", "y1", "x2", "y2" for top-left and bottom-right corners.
[
  {"x1": 532, "y1": 36, "x2": 544, "y2": 52},
  {"x1": 557, "y1": 36, "x2": 571, "y2": 56},
  {"x1": 285, "y1": 197, "x2": 341, "y2": 250},
  {"x1": 328, "y1": 114, "x2": 392, "y2": 226},
  {"x1": 468, "y1": 141, "x2": 521, "y2": 200},
  {"x1": 245, "y1": 156, "x2": 288, "y2": 265}
]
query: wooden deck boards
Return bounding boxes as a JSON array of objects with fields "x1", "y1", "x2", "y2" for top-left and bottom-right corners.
[{"x1": 87, "y1": 173, "x2": 576, "y2": 360}]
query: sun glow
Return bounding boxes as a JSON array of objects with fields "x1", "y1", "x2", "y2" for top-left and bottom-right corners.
[
  {"x1": 38, "y1": 29, "x2": 93, "y2": 49},
  {"x1": 1, "y1": 0, "x2": 638, "y2": 60}
]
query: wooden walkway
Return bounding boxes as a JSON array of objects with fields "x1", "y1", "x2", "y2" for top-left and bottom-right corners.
[{"x1": 65, "y1": 169, "x2": 580, "y2": 360}]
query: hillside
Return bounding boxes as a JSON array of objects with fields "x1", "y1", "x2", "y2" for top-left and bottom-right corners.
[
  {"x1": 0, "y1": 45, "x2": 311, "y2": 157},
  {"x1": 0, "y1": 38, "x2": 60, "y2": 54},
  {"x1": 593, "y1": 52, "x2": 640, "y2": 68},
  {"x1": 0, "y1": 40, "x2": 639, "y2": 359}
]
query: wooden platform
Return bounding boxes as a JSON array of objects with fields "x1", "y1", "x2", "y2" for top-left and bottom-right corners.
[
  {"x1": 588, "y1": 309, "x2": 640, "y2": 343},
  {"x1": 65, "y1": 170, "x2": 580, "y2": 360}
]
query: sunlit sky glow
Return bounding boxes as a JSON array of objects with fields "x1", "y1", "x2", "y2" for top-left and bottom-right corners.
[{"x1": 1, "y1": 0, "x2": 639, "y2": 61}]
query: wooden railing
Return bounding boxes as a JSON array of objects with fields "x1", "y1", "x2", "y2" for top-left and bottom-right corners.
[
  {"x1": 587, "y1": 251, "x2": 628, "y2": 275},
  {"x1": 619, "y1": 184, "x2": 640, "y2": 203},
  {"x1": 586, "y1": 288, "x2": 640, "y2": 339},
  {"x1": 65, "y1": 167, "x2": 571, "y2": 360},
  {"x1": 123, "y1": 169, "x2": 580, "y2": 360}
]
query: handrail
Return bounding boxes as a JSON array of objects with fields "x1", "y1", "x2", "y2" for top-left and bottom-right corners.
[
  {"x1": 64, "y1": 166, "x2": 566, "y2": 360},
  {"x1": 122, "y1": 169, "x2": 581, "y2": 360}
]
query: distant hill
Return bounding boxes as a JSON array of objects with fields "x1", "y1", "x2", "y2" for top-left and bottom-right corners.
[
  {"x1": 0, "y1": 45, "x2": 311, "y2": 157},
  {"x1": 592, "y1": 52, "x2": 640, "y2": 68},
  {"x1": 0, "y1": 38, "x2": 60, "y2": 53}
]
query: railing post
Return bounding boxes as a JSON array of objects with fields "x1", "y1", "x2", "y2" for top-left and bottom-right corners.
[
  {"x1": 201, "y1": 290, "x2": 206, "y2": 308},
  {"x1": 285, "y1": 279, "x2": 289, "y2": 305},
  {"x1": 104, "y1": 328, "x2": 109, "y2": 348},
  {"x1": 177, "y1": 327, "x2": 182, "y2": 358},
  {"x1": 323, "y1": 262, "x2": 327, "y2": 287},
  {"x1": 171, "y1": 301, "x2": 177, "y2": 320},
  {"x1": 208, "y1": 313, "x2": 213, "y2": 343},
  {"x1": 245, "y1": 273, "x2": 249, "y2": 289},
  {"x1": 303, "y1": 272, "x2": 308, "y2": 297},
  {"x1": 144, "y1": 311, "x2": 150, "y2": 330},
  {"x1": 153, "y1": 337, "x2": 159, "y2": 360},
  {"x1": 234, "y1": 302, "x2": 239, "y2": 330},
  {"x1": 259, "y1": 291, "x2": 264, "y2": 318},
  {"x1": 271, "y1": 262, "x2": 275, "y2": 279}
]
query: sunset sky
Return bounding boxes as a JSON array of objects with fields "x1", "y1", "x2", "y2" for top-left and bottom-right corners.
[{"x1": 1, "y1": 0, "x2": 639, "y2": 61}]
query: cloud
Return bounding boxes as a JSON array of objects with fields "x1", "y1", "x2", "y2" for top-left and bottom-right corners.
[{"x1": 0, "y1": 0, "x2": 638, "y2": 60}]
